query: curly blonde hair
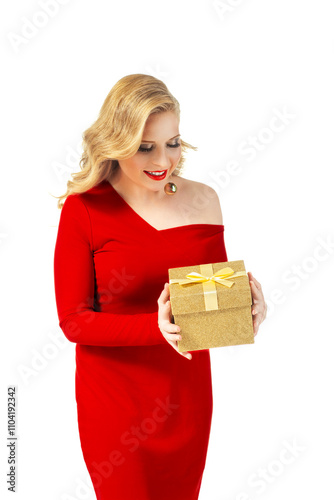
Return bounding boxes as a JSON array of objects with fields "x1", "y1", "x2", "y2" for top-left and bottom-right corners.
[{"x1": 53, "y1": 74, "x2": 197, "y2": 209}]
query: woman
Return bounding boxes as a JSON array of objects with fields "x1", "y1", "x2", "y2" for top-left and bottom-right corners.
[{"x1": 53, "y1": 73, "x2": 267, "y2": 500}]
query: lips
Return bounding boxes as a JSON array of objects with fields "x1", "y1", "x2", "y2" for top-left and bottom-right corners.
[{"x1": 144, "y1": 170, "x2": 168, "y2": 180}]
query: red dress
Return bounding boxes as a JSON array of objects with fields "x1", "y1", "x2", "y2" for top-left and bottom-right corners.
[{"x1": 53, "y1": 179, "x2": 228, "y2": 500}]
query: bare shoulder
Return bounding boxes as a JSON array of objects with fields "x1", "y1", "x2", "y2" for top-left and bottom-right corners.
[{"x1": 174, "y1": 176, "x2": 223, "y2": 225}]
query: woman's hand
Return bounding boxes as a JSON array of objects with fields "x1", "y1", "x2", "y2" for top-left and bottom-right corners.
[
  {"x1": 157, "y1": 283, "x2": 192, "y2": 360},
  {"x1": 248, "y1": 271, "x2": 267, "y2": 336}
]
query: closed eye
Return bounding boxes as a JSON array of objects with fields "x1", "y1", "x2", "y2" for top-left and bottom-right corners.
[{"x1": 138, "y1": 142, "x2": 181, "y2": 153}]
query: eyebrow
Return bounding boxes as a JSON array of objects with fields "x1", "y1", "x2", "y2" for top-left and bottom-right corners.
[{"x1": 141, "y1": 134, "x2": 181, "y2": 143}]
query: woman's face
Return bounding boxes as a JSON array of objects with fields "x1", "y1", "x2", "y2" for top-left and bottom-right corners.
[{"x1": 117, "y1": 110, "x2": 182, "y2": 191}]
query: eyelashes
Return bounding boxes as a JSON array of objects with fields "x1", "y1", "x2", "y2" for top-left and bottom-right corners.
[{"x1": 138, "y1": 142, "x2": 181, "y2": 153}]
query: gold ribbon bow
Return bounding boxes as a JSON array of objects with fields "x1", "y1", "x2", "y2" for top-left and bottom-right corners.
[{"x1": 169, "y1": 264, "x2": 247, "y2": 311}]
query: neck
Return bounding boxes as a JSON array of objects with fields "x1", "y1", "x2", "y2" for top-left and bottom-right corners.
[{"x1": 108, "y1": 171, "x2": 177, "y2": 205}]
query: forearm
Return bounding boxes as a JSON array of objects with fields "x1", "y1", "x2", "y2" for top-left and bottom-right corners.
[{"x1": 58, "y1": 309, "x2": 167, "y2": 347}]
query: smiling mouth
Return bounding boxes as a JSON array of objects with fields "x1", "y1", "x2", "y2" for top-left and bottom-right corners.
[{"x1": 143, "y1": 170, "x2": 168, "y2": 178}]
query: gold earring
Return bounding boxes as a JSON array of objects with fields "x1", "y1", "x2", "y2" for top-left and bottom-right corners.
[{"x1": 164, "y1": 182, "x2": 177, "y2": 195}]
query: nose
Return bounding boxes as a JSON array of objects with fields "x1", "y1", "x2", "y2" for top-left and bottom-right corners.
[{"x1": 150, "y1": 147, "x2": 172, "y2": 169}]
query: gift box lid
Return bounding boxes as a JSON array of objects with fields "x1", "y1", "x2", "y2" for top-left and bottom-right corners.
[{"x1": 168, "y1": 260, "x2": 252, "y2": 315}]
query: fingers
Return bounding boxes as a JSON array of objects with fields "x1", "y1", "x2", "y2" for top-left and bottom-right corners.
[
  {"x1": 252, "y1": 314, "x2": 259, "y2": 336},
  {"x1": 158, "y1": 283, "x2": 185, "y2": 352},
  {"x1": 158, "y1": 316, "x2": 192, "y2": 360},
  {"x1": 162, "y1": 323, "x2": 180, "y2": 339},
  {"x1": 248, "y1": 275, "x2": 266, "y2": 336},
  {"x1": 248, "y1": 275, "x2": 266, "y2": 321},
  {"x1": 167, "y1": 338, "x2": 192, "y2": 360},
  {"x1": 249, "y1": 280, "x2": 261, "y2": 300},
  {"x1": 251, "y1": 290, "x2": 267, "y2": 335},
  {"x1": 164, "y1": 327, "x2": 181, "y2": 340},
  {"x1": 166, "y1": 332, "x2": 192, "y2": 360},
  {"x1": 248, "y1": 272, "x2": 262, "y2": 290},
  {"x1": 249, "y1": 278, "x2": 265, "y2": 312},
  {"x1": 157, "y1": 283, "x2": 168, "y2": 300},
  {"x1": 249, "y1": 277, "x2": 264, "y2": 305},
  {"x1": 157, "y1": 283, "x2": 170, "y2": 305},
  {"x1": 179, "y1": 351, "x2": 192, "y2": 360}
]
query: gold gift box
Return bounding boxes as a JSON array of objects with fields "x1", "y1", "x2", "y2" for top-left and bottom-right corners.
[{"x1": 168, "y1": 260, "x2": 254, "y2": 352}]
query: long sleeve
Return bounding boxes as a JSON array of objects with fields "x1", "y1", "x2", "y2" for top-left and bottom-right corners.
[{"x1": 53, "y1": 194, "x2": 168, "y2": 347}]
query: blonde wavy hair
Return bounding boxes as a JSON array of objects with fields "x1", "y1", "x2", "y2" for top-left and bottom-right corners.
[{"x1": 54, "y1": 73, "x2": 197, "y2": 209}]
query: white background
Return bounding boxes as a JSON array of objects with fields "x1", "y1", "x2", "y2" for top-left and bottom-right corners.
[{"x1": 1, "y1": 0, "x2": 334, "y2": 499}]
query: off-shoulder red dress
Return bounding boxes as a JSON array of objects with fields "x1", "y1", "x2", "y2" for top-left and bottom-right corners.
[{"x1": 53, "y1": 179, "x2": 228, "y2": 500}]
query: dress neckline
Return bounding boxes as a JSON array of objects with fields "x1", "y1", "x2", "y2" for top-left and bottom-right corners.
[{"x1": 102, "y1": 179, "x2": 224, "y2": 233}]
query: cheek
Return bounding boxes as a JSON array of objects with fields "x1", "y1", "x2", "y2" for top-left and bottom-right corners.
[
  {"x1": 168, "y1": 147, "x2": 181, "y2": 161},
  {"x1": 126, "y1": 156, "x2": 146, "y2": 171},
  {"x1": 174, "y1": 148, "x2": 182, "y2": 162}
]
